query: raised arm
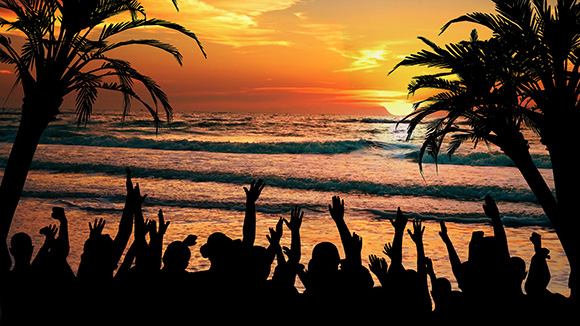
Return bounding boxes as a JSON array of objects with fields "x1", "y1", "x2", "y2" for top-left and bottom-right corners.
[
  {"x1": 266, "y1": 217, "x2": 284, "y2": 266},
  {"x1": 483, "y1": 194, "x2": 510, "y2": 261},
  {"x1": 408, "y1": 219, "x2": 426, "y2": 273},
  {"x1": 385, "y1": 207, "x2": 407, "y2": 274},
  {"x1": 33, "y1": 224, "x2": 57, "y2": 268},
  {"x1": 284, "y1": 206, "x2": 303, "y2": 265},
  {"x1": 329, "y1": 195, "x2": 357, "y2": 265},
  {"x1": 368, "y1": 254, "x2": 389, "y2": 287},
  {"x1": 439, "y1": 221, "x2": 463, "y2": 284},
  {"x1": 407, "y1": 219, "x2": 431, "y2": 313},
  {"x1": 112, "y1": 168, "x2": 135, "y2": 267},
  {"x1": 242, "y1": 179, "x2": 265, "y2": 247},
  {"x1": 50, "y1": 207, "x2": 70, "y2": 261},
  {"x1": 131, "y1": 183, "x2": 149, "y2": 268},
  {"x1": 147, "y1": 209, "x2": 170, "y2": 271}
]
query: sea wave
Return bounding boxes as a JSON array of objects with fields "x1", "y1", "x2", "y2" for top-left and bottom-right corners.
[
  {"x1": 22, "y1": 186, "x2": 548, "y2": 228},
  {"x1": 31, "y1": 134, "x2": 389, "y2": 155},
  {"x1": 405, "y1": 151, "x2": 552, "y2": 169},
  {"x1": 11, "y1": 160, "x2": 540, "y2": 204}
]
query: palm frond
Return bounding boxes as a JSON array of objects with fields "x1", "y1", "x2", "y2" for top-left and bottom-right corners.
[
  {"x1": 407, "y1": 75, "x2": 462, "y2": 95},
  {"x1": 95, "y1": 39, "x2": 184, "y2": 65},
  {"x1": 441, "y1": 12, "x2": 508, "y2": 36},
  {"x1": 67, "y1": 57, "x2": 172, "y2": 131},
  {"x1": 73, "y1": 71, "x2": 101, "y2": 124},
  {"x1": 99, "y1": 18, "x2": 206, "y2": 58},
  {"x1": 390, "y1": 37, "x2": 454, "y2": 74}
]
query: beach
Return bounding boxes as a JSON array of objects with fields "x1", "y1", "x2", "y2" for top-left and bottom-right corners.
[{"x1": 0, "y1": 109, "x2": 569, "y2": 296}]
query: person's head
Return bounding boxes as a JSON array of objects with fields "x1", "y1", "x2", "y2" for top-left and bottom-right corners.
[
  {"x1": 81, "y1": 234, "x2": 115, "y2": 274},
  {"x1": 200, "y1": 232, "x2": 235, "y2": 268},
  {"x1": 163, "y1": 241, "x2": 191, "y2": 272},
  {"x1": 308, "y1": 242, "x2": 340, "y2": 274},
  {"x1": 10, "y1": 232, "x2": 33, "y2": 266}
]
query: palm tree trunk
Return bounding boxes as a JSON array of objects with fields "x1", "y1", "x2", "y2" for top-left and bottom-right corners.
[
  {"x1": 545, "y1": 130, "x2": 580, "y2": 303},
  {"x1": 495, "y1": 130, "x2": 559, "y2": 220},
  {"x1": 0, "y1": 109, "x2": 53, "y2": 271},
  {"x1": 498, "y1": 130, "x2": 580, "y2": 301},
  {"x1": 500, "y1": 136, "x2": 559, "y2": 223},
  {"x1": 534, "y1": 108, "x2": 580, "y2": 303}
]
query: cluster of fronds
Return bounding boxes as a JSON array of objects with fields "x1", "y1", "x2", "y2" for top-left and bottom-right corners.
[
  {"x1": 390, "y1": 0, "x2": 580, "y2": 174},
  {"x1": 0, "y1": 0, "x2": 205, "y2": 130}
]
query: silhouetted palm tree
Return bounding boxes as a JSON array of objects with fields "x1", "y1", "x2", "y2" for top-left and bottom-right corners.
[
  {"x1": 405, "y1": 0, "x2": 580, "y2": 300},
  {"x1": 0, "y1": 0, "x2": 206, "y2": 270},
  {"x1": 390, "y1": 30, "x2": 558, "y2": 225}
]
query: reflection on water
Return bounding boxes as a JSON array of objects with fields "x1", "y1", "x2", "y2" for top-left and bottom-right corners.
[{"x1": 1, "y1": 110, "x2": 569, "y2": 297}]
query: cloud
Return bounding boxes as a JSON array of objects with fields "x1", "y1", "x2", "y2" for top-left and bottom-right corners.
[
  {"x1": 294, "y1": 22, "x2": 389, "y2": 73},
  {"x1": 333, "y1": 48, "x2": 388, "y2": 73},
  {"x1": 148, "y1": 0, "x2": 301, "y2": 48}
]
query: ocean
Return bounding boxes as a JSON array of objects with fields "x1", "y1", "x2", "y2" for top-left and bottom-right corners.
[{"x1": 0, "y1": 109, "x2": 570, "y2": 296}]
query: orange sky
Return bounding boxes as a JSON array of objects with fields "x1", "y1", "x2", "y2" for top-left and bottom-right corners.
[{"x1": 0, "y1": 0, "x2": 495, "y2": 116}]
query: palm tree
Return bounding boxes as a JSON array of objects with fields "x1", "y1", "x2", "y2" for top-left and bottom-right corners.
[
  {"x1": 0, "y1": 0, "x2": 206, "y2": 270},
  {"x1": 390, "y1": 30, "x2": 559, "y2": 225},
  {"x1": 402, "y1": 0, "x2": 580, "y2": 300}
]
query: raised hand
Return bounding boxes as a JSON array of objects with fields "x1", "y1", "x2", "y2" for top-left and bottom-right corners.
[
  {"x1": 266, "y1": 217, "x2": 284, "y2": 246},
  {"x1": 51, "y1": 207, "x2": 66, "y2": 222},
  {"x1": 482, "y1": 194, "x2": 500, "y2": 221},
  {"x1": 242, "y1": 179, "x2": 264, "y2": 247},
  {"x1": 328, "y1": 195, "x2": 345, "y2": 222},
  {"x1": 146, "y1": 219, "x2": 157, "y2": 235},
  {"x1": 183, "y1": 234, "x2": 198, "y2": 247},
  {"x1": 383, "y1": 242, "x2": 394, "y2": 259},
  {"x1": 368, "y1": 254, "x2": 388, "y2": 279},
  {"x1": 244, "y1": 179, "x2": 265, "y2": 204},
  {"x1": 156, "y1": 209, "x2": 170, "y2": 237},
  {"x1": 483, "y1": 194, "x2": 510, "y2": 260},
  {"x1": 438, "y1": 221, "x2": 449, "y2": 241},
  {"x1": 147, "y1": 210, "x2": 170, "y2": 241},
  {"x1": 284, "y1": 206, "x2": 304, "y2": 232},
  {"x1": 126, "y1": 167, "x2": 133, "y2": 194},
  {"x1": 133, "y1": 183, "x2": 148, "y2": 206},
  {"x1": 89, "y1": 218, "x2": 106, "y2": 238},
  {"x1": 40, "y1": 224, "x2": 58, "y2": 241},
  {"x1": 352, "y1": 232, "x2": 363, "y2": 254},
  {"x1": 407, "y1": 219, "x2": 425, "y2": 244},
  {"x1": 389, "y1": 207, "x2": 408, "y2": 233}
]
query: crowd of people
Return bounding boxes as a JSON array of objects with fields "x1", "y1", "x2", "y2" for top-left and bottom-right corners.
[{"x1": 0, "y1": 169, "x2": 575, "y2": 324}]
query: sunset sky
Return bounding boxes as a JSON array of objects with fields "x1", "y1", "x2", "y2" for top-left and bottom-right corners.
[{"x1": 0, "y1": 0, "x2": 496, "y2": 116}]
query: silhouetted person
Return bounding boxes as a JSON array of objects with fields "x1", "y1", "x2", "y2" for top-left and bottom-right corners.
[
  {"x1": 190, "y1": 180, "x2": 266, "y2": 316},
  {"x1": 524, "y1": 232, "x2": 571, "y2": 320},
  {"x1": 77, "y1": 218, "x2": 115, "y2": 284},
  {"x1": 7, "y1": 232, "x2": 33, "y2": 278},
  {"x1": 33, "y1": 207, "x2": 75, "y2": 285},
  {"x1": 270, "y1": 207, "x2": 303, "y2": 300},
  {"x1": 161, "y1": 235, "x2": 197, "y2": 278},
  {"x1": 2, "y1": 232, "x2": 35, "y2": 324},
  {"x1": 328, "y1": 196, "x2": 374, "y2": 295}
]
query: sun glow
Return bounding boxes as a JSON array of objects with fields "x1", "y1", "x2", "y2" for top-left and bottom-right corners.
[
  {"x1": 0, "y1": 0, "x2": 497, "y2": 114},
  {"x1": 381, "y1": 101, "x2": 414, "y2": 116}
]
